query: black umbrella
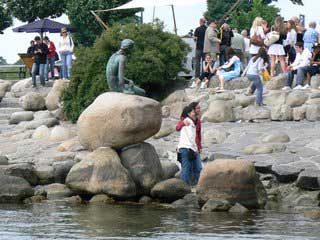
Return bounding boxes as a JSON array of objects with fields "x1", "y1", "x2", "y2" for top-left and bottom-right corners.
[{"x1": 12, "y1": 18, "x2": 76, "y2": 37}]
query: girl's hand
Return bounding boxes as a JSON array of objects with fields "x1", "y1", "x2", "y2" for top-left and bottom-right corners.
[{"x1": 183, "y1": 119, "x2": 190, "y2": 126}]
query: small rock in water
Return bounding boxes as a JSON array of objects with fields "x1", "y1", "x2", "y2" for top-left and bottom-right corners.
[{"x1": 229, "y1": 203, "x2": 249, "y2": 213}]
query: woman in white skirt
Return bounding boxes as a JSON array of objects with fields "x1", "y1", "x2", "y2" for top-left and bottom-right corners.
[{"x1": 268, "y1": 16, "x2": 287, "y2": 76}]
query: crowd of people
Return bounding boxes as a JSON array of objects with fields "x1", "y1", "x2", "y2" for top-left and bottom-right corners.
[
  {"x1": 190, "y1": 16, "x2": 320, "y2": 106},
  {"x1": 27, "y1": 27, "x2": 74, "y2": 87}
]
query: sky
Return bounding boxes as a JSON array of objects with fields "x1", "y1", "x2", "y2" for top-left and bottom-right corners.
[{"x1": 0, "y1": 0, "x2": 319, "y2": 64}]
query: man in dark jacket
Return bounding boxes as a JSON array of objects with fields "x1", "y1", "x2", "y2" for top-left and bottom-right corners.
[
  {"x1": 194, "y1": 18, "x2": 207, "y2": 78},
  {"x1": 31, "y1": 36, "x2": 49, "y2": 87}
]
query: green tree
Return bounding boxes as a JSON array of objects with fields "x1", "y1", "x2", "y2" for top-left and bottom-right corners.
[
  {"x1": 231, "y1": 0, "x2": 279, "y2": 31},
  {"x1": 0, "y1": 2, "x2": 12, "y2": 33},
  {"x1": 62, "y1": 23, "x2": 189, "y2": 122},
  {"x1": 66, "y1": 0, "x2": 138, "y2": 46},
  {"x1": 0, "y1": 56, "x2": 7, "y2": 65},
  {"x1": 4, "y1": 0, "x2": 66, "y2": 22}
]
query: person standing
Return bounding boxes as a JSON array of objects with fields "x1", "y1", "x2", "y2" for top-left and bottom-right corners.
[
  {"x1": 203, "y1": 20, "x2": 221, "y2": 66},
  {"x1": 27, "y1": 40, "x2": 35, "y2": 56},
  {"x1": 231, "y1": 28, "x2": 245, "y2": 65},
  {"x1": 58, "y1": 27, "x2": 74, "y2": 80},
  {"x1": 241, "y1": 30, "x2": 251, "y2": 68},
  {"x1": 219, "y1": 23, "x2": 234, "y2": 65},
  {"x1": 43, "y1": 36, "x2": 56, "y2": 81},
  {"x1": 194, "y1": 18, "x2": 207, "y2": 78},
  {"x1": 249, "y1": 17, "x2": 265, "y2": 56},
  {"x1": 31, "y1": 36, "x2": 48, "y2": 87},
  {"x1": 303, "y1": 22, "x2": 319, "y2": 53}
]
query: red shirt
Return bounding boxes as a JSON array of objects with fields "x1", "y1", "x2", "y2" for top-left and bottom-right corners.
[
  {"x1": 176, "y1": 118, "x2": 202, "y2": 152},
  {"x1": 47, "y1": 41, "x2": 56, "y2": 58}
]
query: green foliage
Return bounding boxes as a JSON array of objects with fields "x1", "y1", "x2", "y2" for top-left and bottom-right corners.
[
  {"x1": 66, "y1": 0, "x2": 138, "y2": 46},
  {"x1": 62, "y1": 23, "x2": 189, "y2": 123},
  {"x1": 0, "y1": 56, "x2": 7, "y2": 65},
  {"x1": 0, "y1": 2, "x2": 12, "y2": 33},
  {"x1": 4, "y1": 0, "x2": 66, "y2": 22},
  {"x1": 230, "y1": 0, "x2": 279, "y2": 31}
]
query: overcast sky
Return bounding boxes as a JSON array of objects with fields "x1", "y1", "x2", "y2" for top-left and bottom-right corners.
[{"x1": 0, "y1": 0, "x2": 319, "y2": 64}]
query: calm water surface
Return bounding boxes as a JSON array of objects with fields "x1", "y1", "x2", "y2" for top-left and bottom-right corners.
[{"x1": 0, "y1": 201, "x2": 319, "y2": 239}]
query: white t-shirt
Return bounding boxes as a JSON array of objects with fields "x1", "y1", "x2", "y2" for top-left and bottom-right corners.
[
  {"x1": 244, "y1": 38, "x2": 250, "y2": 52},
  {"x1": 58, "y1": 36, "x2": 74, "y2": 52},
  {"x1": 246, "y1": 57, "x2": 266, "y2": 75},
  {"x1": 249, "y1": 26, "x2": 265, "y2": 55},
  {"x1": 291, "y1": 48, "x2": 311, "y2": 70},
  {"x1": 285, "y1": 29, "x2": 297, "y2": 46},
  {"x1": 177, "y1": 117, "x2": 197, "y2": 152}
]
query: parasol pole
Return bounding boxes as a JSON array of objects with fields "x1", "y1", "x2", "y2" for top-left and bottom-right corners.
[
  {"x1": 152, "y1": 6, "x2": 155, "y2": 23},
  {"x1": 171, "y1": 5, "x2": 177, "y2": 35}
]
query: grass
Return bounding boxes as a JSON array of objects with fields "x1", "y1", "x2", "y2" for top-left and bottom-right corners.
[{"x1": 0, "y1": 66, "x2": 30, "y2": 80}]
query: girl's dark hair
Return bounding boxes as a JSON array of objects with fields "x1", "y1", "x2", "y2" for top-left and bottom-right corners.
[
  {"x1": 189, "y1": 101, "x2": 199, "y2": 110},
  {"x1": 253, "y1": 47, "x2": 269, "y2": 64},
  {"x1": 180, "y1": 106, "x2": 193, "y2": 119},
  {"x1": 226, "y1": 47, "x2": 236, "y2": 60}
]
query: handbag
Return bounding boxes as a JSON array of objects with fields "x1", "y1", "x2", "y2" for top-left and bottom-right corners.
[
  {"x1": 250, "y1": 34, "x2": 264, "y2": 47},
  {"x1": 262, "y1": 69, "x2": 271, "y2": 81},
  {"x1": 264, "y1": 31, "x2": 280, "y2": 47}
]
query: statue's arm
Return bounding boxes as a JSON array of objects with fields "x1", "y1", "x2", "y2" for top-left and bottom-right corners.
[{"x1": 118, "y1": 55, "x2": 126, "y2": 89}]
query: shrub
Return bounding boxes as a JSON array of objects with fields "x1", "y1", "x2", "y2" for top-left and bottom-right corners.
[{"x1": 62, "y1": 22, "x2": 189, "y2": 123}]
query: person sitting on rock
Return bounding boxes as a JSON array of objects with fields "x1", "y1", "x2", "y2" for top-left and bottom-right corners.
[
  {"x1": 189, "y1": 54, "x2": 217, "y2": 89},
  {"x1": 216, "y1": 47, "x2": 241, "y2": 92},
  {"x1": 177, "y1": 105, "x2": 202, "y2": 185},
  {"x1": 282, "y1": 42, "x2": 311, "y2": 90},
  {"x1": 106, "y1": 39, "x2": 145, "y2": 96}
]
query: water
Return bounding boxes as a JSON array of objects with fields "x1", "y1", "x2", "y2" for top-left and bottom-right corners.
[{"x1": 0, "y1": 201, "x2": 319, "y2": 239}]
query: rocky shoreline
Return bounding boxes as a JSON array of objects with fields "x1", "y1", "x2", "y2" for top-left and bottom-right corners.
[{"x1": 0, "y1": 77, "x2": 319, "y2": 218}]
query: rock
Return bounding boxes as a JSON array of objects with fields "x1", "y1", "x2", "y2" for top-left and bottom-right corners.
[
  {"x1": 310, "y1": 91, "x2": 320, "y2": 99},
  {"x1": 171, "y1": 193, "x2": 200, "y2": 209},
  {"x1": 120, "y1": 143, "x2": 164, "y2": 195},
  {"x1": 78, "y1": 92, "x2": 161, "y2": 150},
  {"x1": 293, "y1": 106, "x2": 307, "y2": 121},
  {"x1": 34, "y1": 110, "x2": 53, "y2": 120},
  {"x1": 271, "y1": 104, "x2": 293, "y2": 121},
  {"x1": 201, "y1": 199, "x2": 232, "y2": 212},
  {"x1": 202, "y1": 100, "x2": 234, "y2": 123},
  {"x1": 244, "y1": 144, "x2": 286, "y2": 155},
  {"x1": 241, "y1": 105, "x2": 271, "y2": 121},
  {"x1": 20, "y1": 118, "x2": 59, "y2": 130},
  {"x1": 57, "y1": 137, "x2": 83, "y2": 152},
  {"x1": 229, "y1": 203, "x2": 249, "y2": 213},
  {"x1": 286, "y1": 91, "x2": 308, "y2": 107},
  {"x1": 168, "y1": 101, "x2": 188, "y2": 119},
  {"x1": 64, "y1": 195, "x2": 84, "y2": 204},
  {"x1": 279, "y1": 185, "x2": 320, "y2": 208},
  {"x1": 211, "y1": 92, "x2": 235, "y2": 101},
  {"x1": 0, "y1": 81, "x2": 11, "y2": 101},
  {"x1": 196, "y1": 159, "x2": 267, "y2": 209},
  {"x1": 20, "y1": 92, "x2": 46, "y2": 111},
  {"x1": 150, "y1": 178, "x2": 191, "y2": 203},
  {"x1": 11, "y1": 78, "x2": 33, "y2": 97},
  {"x1": 51, "y1": 108, "x2": 66, "y2": 120},
  {"x1": 43, "y1": 183, "x2": 73, "y2": 199},
  {"x1": 262, "y1": 133, "x2": 290, "y2": 143},
  {"x1": 90, "y1": 194, "x2": 115, "y2": 204},
  {"x1": 0, "y1": 174, "x2": 34, "y2": 203},
  {"x1": 210, "y1": 76, "x2": 251, "y2": 90},
  {"x1": 203, "y1": 129, "x2": 229, "y2": 144},
  {"x1": 161, "y1": 106, "x2": 170, "y2": 118},
  {"x1": 162, "y1": 162, "x2": 180, "y2": 180},
  {"x1": 0, "y1": 155, "x2": 9, "y2": 165},
  {"x1": 264, "y1": 91, "x2": 287, "y2": 106},
  {"x1": 233, "y1": 106, "x2": 243, "y2": 120},
  {"x1": 9, "y1": 111, "x2": 34, "y2": 124},
  {"x1": 0, "y1": 163, "x2": 38, "y2": 186},
  {"x1": 303, "y1": 209, "x2": 320, "y2": 219},
  {"x1": 66, "y1": 147, "x2": 136, "y2": 199},
  {"x1": 139, "y1": 196, "x2": 153, "y2": 204},
  {"x1": 305, "y1": 98, "x2": 320, "y2": 105},
  {"x1": 153, "y1": 121, "x2": 175, "y2": 139},
  {"x1": 53, "y1": 152, "x2": 75, "y2": 162},
  {"x1": 53, "y1": 160, "x2": 76, "y2": 183},
  {"x1": 265, "y1": 74, "x2": 286, "y2": 90},
  {"x1": 271, "y1": 165, "x2": 301, "y2": 183},
  {"x1": 254, "y1": 161, "x2": 273, "y2": 174},
  {"x1": 50, "y1": 126, "x2": 71, "y2": 141},
  {"x1": 311, "y1": 75, "x2": 320, "y2": 88},
  {"x1": 23, "y1": 195, "x2": 46, "y2": 204},
  {"x1": 234, "y1": 95, "x2": 255, "y2": 108},
  {"x1": 162, "y1": 90, "x2": 186, "y2": 105},
  {"x1": 45, "y1": 80, "x2": 69, "y2": 110},
  {"x1": 32, "y1": 125, "x2": 51, "y2": 139},
  {"x1": 296, "y1": 170, "x2": 320, "y2": 190},
  {"x1": 35, "y1": 165, "x2": 55, "y2": 185},
  {"x1": 306, "y1": 105, "x2": 320, "y2": 121}
]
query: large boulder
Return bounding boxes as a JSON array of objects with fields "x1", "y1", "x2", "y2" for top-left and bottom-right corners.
[
  {"x1": 197, "y1": 159, "x2": 267, "y2": 209},
  {"x1": 32, "y1": 125, "x2": 51, "y2": 139},
  {"x1": 271, "y1": 104, "x2": 293, "y2": 121},
  {"x1": 202, "y1": 100, "x2": 234, "y2": 122},
  {"x1": 150, "y1": 178, "x2": 191, "y2": 203},
  {"x1": 203, "y1": 129, "x2": 229, "y2": 144},
  {"x1": 168, "y1": 101, "x2": 188, "y2": 119},
  {"x1": 78, "y1": 92, "x2": 162, "y2": 150},
  {"x1": 264, "y1": 90, "x2": 287, "y2": 106},
  {"x1": 45, "y1": 80, "x2": 69, "y2": 110},
  {"x1": 20, "y1": 118, "x2": 59, "y2": 130},
  {"x1": 286, "y1": 91, "x2": 308, "y2": 107},
  {"x1": 293, "y1": 106, "x2": 307, "y2": 121},
  {"x1": 0, "y1": 163, "x2": 38, "y2": 186},
  {"x1": 161, "y1": 90, "x2": 186, "y2": 105},
  {"x1": 306, "y1": 105, "x2": 320, "y2": 121},
  {"x1": 0, "y1": 174, "x2": 34, "y2": 203},
  {"x1": 9, "y1": 111, "x2": 34, "y2": 124},
  {"x1": 153, "y1": 121, "x2": 175, "y2": 139},
  {"x1": 210, "y1": 77, "x2": 251, "y2": 90},
  {"x1": 265, "y1": 74, "x2": 286, "y2": 90},
  {"x1": 11, "y1": 78, "x2": 33, "y2": 98},
  {"x1": 66, "y1": 147, "x2": 136, "y2": 199},
  {"x1": 0, "y1": 80, "x2": 11, "y2": 101},
  {"x1": 120, "y1": 143, "x2": 164, "y2": 195},
  {"x1": 50, "y1": 126, "x2": 71, "y2": 141},
  {"x1": 241, "y1": 105, "x2": 271, "y2": 121},
  {"x1": 20, "y1": 92, "x2": 46, "y2": 111}
]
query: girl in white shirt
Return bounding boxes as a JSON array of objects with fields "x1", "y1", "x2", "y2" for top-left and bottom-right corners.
[
  {"x1": 249, "y1": 17, "x2": 265, "y2": 56},
  {"x1": 58, "y1": 27, "x2": 74, "y2": 80}
]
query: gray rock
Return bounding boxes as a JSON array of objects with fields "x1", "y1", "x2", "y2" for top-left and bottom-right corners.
[
  {"x1": 203, "y1": 129, "x2": 229, "y2": 144},
  {"x1": 161, "y1": 106, "x2": 170, "y2": 118},
  {"x1": 296, "y1": 170, "x2": 320, "y2": 190},
  {"x1": 162, "y1": 90, "x2": 186, "y2": 105},
  {"x1": 305, "y1": 98, "x2": 320, "y2": 105},
  {"x1": 228, "y1": 203, "x2": 249, "y2": 213},
  {"x1": 254, "y1": 161, "x2": 273, "y2": 174},
  {"x1": 293, "y1": 106, "x2": 307, "y2": 121},
  {"x1": 0, "y1": 155, "x2": 8, "y2": 165},
  {"x1": 262, "y1": 132, "x2": 290, "y2": 143},
  {"x1": 210, "y1": 76, "x2": 251, "y2": 90},
  {"x1": 286, "y1": 91, "x2": 308, "y2": 107},
  {"x1": 202, "y1": 199, "x2": 232, "y2": 212},
  {"x1": 265, "y1": 74, "x2": 286, "y2": 90},
  {"x1": 0, "y1": 174, "x2": 34, "y2": 203},
  {"x1": 241, "y1": 105, "x2": 271, "y2": 121},
  {"x1": 0, "y1": 163, "x2": 38, "y2": 185},
  {"x1": 171, "y1": 193, "x2": 200, "y2": 209},
  {"x1": 244, "y1": 143, "x2": 286, "y2": 155},
  {"x1": 202, "y1": 100, "x2": 234, "y2": 123},
  {"x1": 271, "y1": 104, "x2": 293, "y2": 121},
  {"x1": 20, "y1": 92, "x2": 46, "y2": 111},
  {"x1": 89, "y1": 194, "x2": 114, "y2": 204},
  {"x1": 34, "y1": 110, "x2": 53, "y2": 120},
  {"x1": 211, "y1": 92, "x2": 235, "y2": 101},
  {"x1": 139, "y1": 196, "x2": 153, "y2": 204},
  {"x1": 153, "y1": 121, "x2": 175, "y2": 139},
  {"x1": 162, "y1": 162, "x2": 180, "y2": 180},
  {"x1": 272, "y1": 165, "x2": 301, "y2": 183},
  {"x1": 306, "y1": 105, "x2": 320, "y2": 121},
  {"x1": 9, "y1": 111, "x2": 34, "y2": 124},
  {"x1": 120, "y1": 143, "x2": 164, "y2": 195},
  {"x1": 311, "y1": 75, "x2": 320, "y2": 88},
  {"x1": 234, "y1": 94, "x2": 255, "y2": 108},
  {"x1": 20, "y1": 118, "x2": 59, "y2": 130},
  {"x1": 150, "y1": 178, "x2": 191, "y2": 203},
  {"x1": 35, "y1": 165, "x2": 55, "y2": 185},
  {"x1": 264, "y1": 90, "x2": 287, "y2": 106},
  {"x1": 53, "y1": 160, "x2": 76, "y2": 184},
  {"x1": 43, "y1": 183, "x2": 73, "y2": 199},
  {"x1": 168, "y1": 102, "x2": 188, "y2": 119},
  {"x1": 310, "y1": 92, "x2": 320, "y2": 99}
]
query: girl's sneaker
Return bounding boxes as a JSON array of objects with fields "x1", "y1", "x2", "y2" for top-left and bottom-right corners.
[
  {"x1": 200, "y1": 82, "x2": 207, "y2": 89},
  {"x1": 189, "y1": 81, "x2": 198, "y2": 88}
]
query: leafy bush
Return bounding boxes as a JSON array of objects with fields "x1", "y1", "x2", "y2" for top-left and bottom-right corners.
[{"x1": 62, "y1": 23, "x2": 189, "y2": 123}]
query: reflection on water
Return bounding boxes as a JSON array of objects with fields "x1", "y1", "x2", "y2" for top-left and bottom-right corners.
[{"x1": 0, "y1": 201, "x2": 319, "y2": 239}]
